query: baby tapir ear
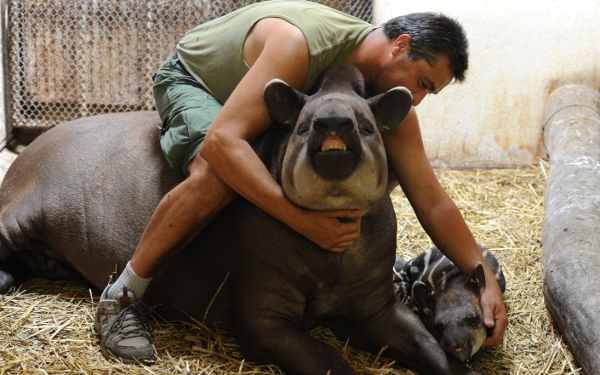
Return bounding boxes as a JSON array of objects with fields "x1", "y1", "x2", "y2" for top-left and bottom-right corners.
[
  {"x1": 264, "y1": 79, "x2": 308, "y2": 127},
  {"x1": 366, "y1": 86, "x2": 413, "y2": 131},
  {"x1": 467, "y1": 262, "x2": 486, "y2": 295},
  {"x1": 412, "y1": 281, "x2": 435, "y2": 316}
]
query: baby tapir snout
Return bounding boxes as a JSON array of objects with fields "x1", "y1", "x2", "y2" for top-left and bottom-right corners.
[{"x1": 396, "y1": 245, "x2": 506, "y2": 362}]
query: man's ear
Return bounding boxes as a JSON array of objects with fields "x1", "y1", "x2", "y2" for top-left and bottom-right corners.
[{"x1": 392, "y1": 34, "x2": 412, "y2": 56}]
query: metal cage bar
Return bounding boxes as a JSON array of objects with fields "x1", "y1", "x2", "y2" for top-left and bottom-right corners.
[
  {"x1": 5, "y1": 0, "x2": 372, "y2": 133},
  {"x1": 0, "y1": 0, "x2": 11, "y2": 148}
]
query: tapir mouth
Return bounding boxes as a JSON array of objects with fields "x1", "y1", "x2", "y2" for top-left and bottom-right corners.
[
  {"x1": 448, "y1": 345, "x2": 472, "y2": 362},
  {"x1": 321, "y1": 135, "x2": 347, "y2": 152},
  {"x1": 310, "y1": 134, "x2": 359, "y2": 180}
]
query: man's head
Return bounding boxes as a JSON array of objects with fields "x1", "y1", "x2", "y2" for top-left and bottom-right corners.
[{"x1": 382, "y1": 12, "x2": 469, "y2": 83}]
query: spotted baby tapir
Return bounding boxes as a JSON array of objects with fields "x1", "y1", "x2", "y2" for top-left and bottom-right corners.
[{"x1": 394, "y1": 245, "x2": 506, "y2": 362}]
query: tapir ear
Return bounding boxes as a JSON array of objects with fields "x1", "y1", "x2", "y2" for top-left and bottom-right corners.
[
  {"x1": 467, "y1": 262, "x2": 486, "y2": 295},
  {"x1": 264, "y1": 79, "x2": 308, "y2": 127},
  {"x1": 366, "y1": 86, "x2": 413, "y2": 131},
  {"x1": 412, "y1": 281, "x2": 435, "y2": 316}
]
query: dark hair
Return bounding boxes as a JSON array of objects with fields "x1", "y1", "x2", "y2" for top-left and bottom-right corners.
[{"x1": 382, "y1": 12, "x2": 469, "y2": 82}]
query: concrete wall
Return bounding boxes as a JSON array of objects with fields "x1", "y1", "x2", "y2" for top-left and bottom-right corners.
[{"x1": 374, "y1": 0, "x2": 600, "y2": 168}]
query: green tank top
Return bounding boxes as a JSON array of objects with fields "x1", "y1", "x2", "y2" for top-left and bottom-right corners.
[{"x1": 176, "y1": 0, "x2": 376, "y2": 104}]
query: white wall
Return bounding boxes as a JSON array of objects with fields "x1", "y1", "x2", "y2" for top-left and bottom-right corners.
[{"x1": 374, "y1": 0, "x2": 600, "y2": 168}]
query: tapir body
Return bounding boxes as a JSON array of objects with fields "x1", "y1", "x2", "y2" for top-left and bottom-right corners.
[
  {"x1": 0, "y1": 64, "x2": 477, "y2": 374},
  {"x1": 395, "y1": 245, "x2": 506, "y2": 362}
]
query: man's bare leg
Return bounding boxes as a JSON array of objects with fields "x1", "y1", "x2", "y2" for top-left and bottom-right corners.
[
  {"x1": 130, "y1": 154, "x2": 237, "y2": 278},
  {"x1": 95, "y1": 153, "x2": 237, "y2": 363}
]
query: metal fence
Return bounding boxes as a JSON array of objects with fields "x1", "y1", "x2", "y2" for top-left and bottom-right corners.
[{"x1": 6, "y1": 0, "x2": 373, "y2": 132}]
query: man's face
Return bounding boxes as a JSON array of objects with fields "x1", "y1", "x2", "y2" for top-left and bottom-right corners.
[{"x1": 369, "y1": 36, "x2": 454, "y2": 106}]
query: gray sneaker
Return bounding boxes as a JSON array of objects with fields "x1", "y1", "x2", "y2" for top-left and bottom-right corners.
[{"x1": 95, "y1": 283, "x2": 155, "y2": 364}]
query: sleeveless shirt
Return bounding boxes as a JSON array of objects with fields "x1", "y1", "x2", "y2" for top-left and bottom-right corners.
[{"x1": 176, "y1": 0, "x2": 376, "y2": 104}]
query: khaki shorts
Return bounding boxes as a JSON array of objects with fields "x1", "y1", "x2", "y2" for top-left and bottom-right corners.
[{"x1": 152, "y1": 56, "x2": 223, "y2": 176}]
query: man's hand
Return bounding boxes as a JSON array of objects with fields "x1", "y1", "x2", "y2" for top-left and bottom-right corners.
[
  {"x1": 292, "y1": 209, "x2": 362, "y2": 252},
  {"x1": 481, "y1": 280, "x2": 508, "y2": 347}
]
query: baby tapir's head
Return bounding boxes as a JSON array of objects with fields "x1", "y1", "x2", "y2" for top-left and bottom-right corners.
[{"x1": 412, "y1": 262, "x2": 487, "y2": 362}]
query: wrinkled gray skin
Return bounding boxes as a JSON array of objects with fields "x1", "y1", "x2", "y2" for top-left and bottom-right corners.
[
  {"x1": 396, "y1": 246, "x2": 506, "y2": 362},
  {"x1": 0, "y1": 64, "x2": 478, "y2": 375}
]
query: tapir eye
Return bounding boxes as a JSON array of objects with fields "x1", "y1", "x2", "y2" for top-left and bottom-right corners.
[
  {"x1": 357, "y1": 116, "x2": 375, "y2": 136},
  {"x1": 296, "y1": 120, "x2": 310, "y2": 136},
  {"x1": 465, "y1": 315, "x2": 481, "y2": 327},
  {"x1": 434, "y1": 322, "x2": 445, "y2": 335}
]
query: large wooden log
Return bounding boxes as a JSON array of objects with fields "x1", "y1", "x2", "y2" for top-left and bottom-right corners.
[{"x1": 543, "y1": 84, "x2": 600, "y2": 374}]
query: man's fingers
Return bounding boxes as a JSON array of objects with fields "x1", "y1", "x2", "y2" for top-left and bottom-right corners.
[
  {"x1": 481, "y1": 311, "x2": 501, "y2": 347},
  {"x1": 483, "y1": 323, "x2": 504, "y2": 347},
  {"x1": 483, "y1": 303, "x2": 495, "y2": 328},
  {"x1": 329, "y1": 209, "x2": 361, "y2": 220},
  {"x1": 320, "y1": 229, "x2": 360, "y2": 252},
  {"x1": 297, "y1": 209, "x2": 363, "y2": 252},
  {"x1": 481, "y1": 302, "x2": 508, "y2": 347},
  {"x1": 338, "y1": 217, "x2": 361, "y2": 234},
  {"x1": 480, "y1": 284, "x2": 508, "y2": 347}
]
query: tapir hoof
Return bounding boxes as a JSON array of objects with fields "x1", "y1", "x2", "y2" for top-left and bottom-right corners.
[{"x1": 0, "y1": 263, "x2": 21, "y2": 293}]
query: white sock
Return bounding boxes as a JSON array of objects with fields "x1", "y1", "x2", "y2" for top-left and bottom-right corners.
[{"x1": 107, "y1": 261, "x2": 152, "y2": 302}]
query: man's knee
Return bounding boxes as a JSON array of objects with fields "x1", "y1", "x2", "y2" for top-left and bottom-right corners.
[{"x1": 187, "y1": 153, "x2": 238, "y2": 203}]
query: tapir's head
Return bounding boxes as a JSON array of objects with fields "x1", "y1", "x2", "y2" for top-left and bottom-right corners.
[
  {"x1": 412, "y1": 262, "x2": 487, "y2": 362},
  {"x1": 263, "y1": 64, "x2": 412, "y2": 213}
]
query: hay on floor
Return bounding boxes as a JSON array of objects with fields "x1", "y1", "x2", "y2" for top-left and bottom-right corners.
[{"x1": 0, "y1": 163, "x2": 582, "y2": 374}]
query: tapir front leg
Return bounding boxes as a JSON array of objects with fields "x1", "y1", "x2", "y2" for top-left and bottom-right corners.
[
  {"x1": 354, "y1": 299, "x2": 479, "y2": 375},
  {"x1": 234, "y1": 254, "x2": 358, "y2": 374},
  {"x1": 238, "y1": 316, "x2": 357, "y2": 375}
]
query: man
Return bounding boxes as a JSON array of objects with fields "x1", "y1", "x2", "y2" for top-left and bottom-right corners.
[{"x1": 94, "y1": 0, "x2": 507, "y2": 364}]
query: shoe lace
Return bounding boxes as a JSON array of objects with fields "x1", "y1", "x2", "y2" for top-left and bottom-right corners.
[{"x1": 105, "y1": 302, "x2": 152, "y2": 341}]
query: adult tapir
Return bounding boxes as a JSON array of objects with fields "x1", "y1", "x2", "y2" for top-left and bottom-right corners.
[{"x1": 0, "y1": 64, "x2": 478, "y2": 375}]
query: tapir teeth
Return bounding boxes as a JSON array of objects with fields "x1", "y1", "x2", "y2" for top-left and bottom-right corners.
[{"x1": 321, "y1": 144, "x2": 347, "y2": 152}]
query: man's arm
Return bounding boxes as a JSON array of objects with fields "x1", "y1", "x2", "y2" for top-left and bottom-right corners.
[
  {"x1": 199, "y1": 18, "x2": 361, "y2": 252},
  {"x1": 383, "y1": 107, "x2": 508, "y2": 346}
]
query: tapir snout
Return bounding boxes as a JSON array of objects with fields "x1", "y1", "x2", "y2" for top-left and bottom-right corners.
[{"x1": 307, "y1": 96, "x2": 366, "y2": 180}]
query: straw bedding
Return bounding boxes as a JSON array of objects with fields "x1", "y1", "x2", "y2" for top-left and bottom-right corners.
[{"x1": 0, "y1": 163, "x2": 582, "y2": 374}]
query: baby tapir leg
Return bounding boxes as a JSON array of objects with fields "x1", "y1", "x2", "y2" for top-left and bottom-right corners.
[{"x1": 352, "y1": 299, "x2": 479, "y2": 375}]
